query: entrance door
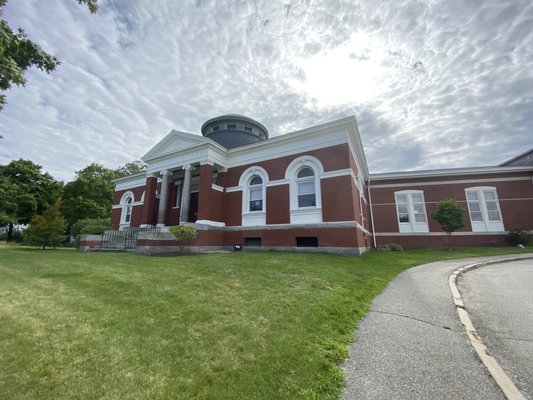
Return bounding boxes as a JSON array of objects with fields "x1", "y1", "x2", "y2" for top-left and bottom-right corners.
[{"x1": 188, "y1": 192, "x2": 199, "y2": 222}]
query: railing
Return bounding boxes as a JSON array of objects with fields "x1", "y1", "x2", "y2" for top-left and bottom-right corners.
[{"x1": 100, "y1": 225, "x2": 161, "y2": 250}]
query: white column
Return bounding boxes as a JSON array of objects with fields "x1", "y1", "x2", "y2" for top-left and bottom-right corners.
[
  {"x1": 157, "y1": 170, "x2": 171, "y2": 226},
  {"x1": 179, "y1": 165, "x2": 192, "y2": 223}
]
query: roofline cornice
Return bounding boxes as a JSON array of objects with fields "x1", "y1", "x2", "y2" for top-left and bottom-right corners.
[{"x1": 368, "y1": 165, "x2": 533, "y2": 181}]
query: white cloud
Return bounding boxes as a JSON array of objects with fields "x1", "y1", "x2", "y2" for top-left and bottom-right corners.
[{"x1": 0, "y1": 0, "x2": 531, "y2": 180}]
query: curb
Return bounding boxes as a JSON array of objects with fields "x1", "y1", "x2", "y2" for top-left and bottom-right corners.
[{"x1": 449, "y1": 256, "x2": 533, "y2": 400}]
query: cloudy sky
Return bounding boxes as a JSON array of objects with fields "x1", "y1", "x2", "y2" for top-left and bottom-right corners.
[{"x1": 1, "y1": 0, "x2": 532, "y2": 181}]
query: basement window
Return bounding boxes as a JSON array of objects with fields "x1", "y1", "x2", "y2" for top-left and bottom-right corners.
[
  {"x1": 245, "y1": 237, "x2": 262, "y2": 247},
  {"x1": 296, "y1": 237, "x2": 318, "y2": 247}
]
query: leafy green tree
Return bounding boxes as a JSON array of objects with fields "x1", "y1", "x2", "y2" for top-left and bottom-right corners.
[
  {"x1": 61, "y1": 160, "x2": 147, "y2": 229},
  {"x1": 0, "y1": 159, "x2": 62, "y2": 240},
  {"x1": 115, "y1": 160, "x2": 147, "y2": 177},
  {"x1": 24, "y1": 200, "x2": 67, "y2": 249},
  {"x1": 0, "y1": 0, "x2": 98, "y2": 110},
  {"x1": 431, "y1": 199, "x2": 466, "y2": 249},
  {"x1": 61, "y1": 163, "x2": 117, "y2": 227}
]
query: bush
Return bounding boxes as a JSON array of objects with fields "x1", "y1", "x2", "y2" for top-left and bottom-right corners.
[
  {"x1": 169, "y1": 225, "x2": 198, "y2": 253},
  {"x1": 507, "y1": 229, "x2": 530, "y2": 246},
  {"x1": 375, "y1": 243, "x2": 404, "y2": 252},
  {"x1": 23, "y1": 201, "x2": 67, "y2": 249},
  {"x1": 71, "y1": 218, "x2": 110, "y2": 247},
  {"x1": 0, "y1": 229, "x2": 23, "y2": 242}
]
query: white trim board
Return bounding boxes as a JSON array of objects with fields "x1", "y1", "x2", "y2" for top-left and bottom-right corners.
[{"x1": 369, "y1": 176, "x2": 531, "y2": 189}]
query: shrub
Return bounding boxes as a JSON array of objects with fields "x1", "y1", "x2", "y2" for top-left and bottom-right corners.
[
  {"x1": 375, "y1": 243, "x2": 404, "y2": 252},
  {"x1": 507, "y1": 229, "x2": 530, "y2": 246},
  {"x1": 23, "y1": 201, "x2": 67, "y2": 249},
  {"x1": 70, "y1": 218, "x2": 110, "y2": 247},
  {"x1": 169, "y1": 225, "x2": 198, "y2": 253}
]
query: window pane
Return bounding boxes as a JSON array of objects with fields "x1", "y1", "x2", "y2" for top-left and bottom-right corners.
[
  {"x1": 484, "y1": 191, "x2": 496, "y2": 200},
  {"x1": 250, "y1": 200, "x2": 263, "y2": 211},
  {"x1": 397, "y1": 205, "x2": 409, "y2": 214},
  {"x1": 125, "y1": 206, "x2": 132, "y2": 222},
  {"x1": 415, "y1": 214, "x2": 426, "y2": 222},
  {"x1": 250, "y1": 176, "x2": 262, "y2": 185},
  {"x1": 486, "y1": 201, "x2": 498, "y2": 211},
  {"x1": 470, "y1": 211, "x2": 483, "y2": 221},
  {"x1": 411, "y1": 194, "x2": 423, "y2": 203},
  {"x1": 468, "y1": 202, "x2": 481, "y2": 212},
  {"x1": 413, "y1": 203, "x2": 424, "y2": 213},
  {"x1": 399, "y1": 214, "x2": 409, "y2": 223},
  {"x1": 467, "y1": 192, "x2": 478, "y2": 201},
  {"x1": 488, "y1": 211, "x2": 501, "y2": 221},
  {"x1": 298, "y1": 194, "x2": 316, "y2": 207},
  {"x1": 396, "y1": 194, "x2": 407, "y2": 203},
  {"x1": 250, "y1": 188, "x2": 262, "y2": 201},
  {"x1": 297, "y1": 168, "x2": 314, "y2": 178},
  {"x1": 298, "y1": 181, "x2": 315, "y2": 195}
]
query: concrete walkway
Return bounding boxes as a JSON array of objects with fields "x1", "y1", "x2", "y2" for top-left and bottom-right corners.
[{"x1": 341, "y1": 254, "x2": 533, "y2": 400}]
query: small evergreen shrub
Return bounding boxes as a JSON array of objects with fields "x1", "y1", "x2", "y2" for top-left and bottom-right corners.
[
  {"x1": 375, "y1": 243, "x2": 404, "y2": 252},
  {"x1": 169, "y1": 225, "x2": 198, "y2": 253},
  {"x1": 507, "y1": 229, "x2": 530, "y2": 246}
]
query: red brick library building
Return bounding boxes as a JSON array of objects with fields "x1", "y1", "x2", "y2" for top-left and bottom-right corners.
[{"x1": 102, "y1": 114, "x2": 532, "y2": 254}]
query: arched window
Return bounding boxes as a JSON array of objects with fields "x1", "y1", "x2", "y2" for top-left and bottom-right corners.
[
  {"x1": 120, "y1": 192, "x2": 134, "y2": 227},
  {"x1": 249, "y1": 175, "x2": 263, "y2": 211},
  {"x1": 285, "y1": 156, "x2": 323, "y2": 224},
  {"x1": 239, "y1": 166, "x2": 268, "y2": 226},
  {"x1": 296, "y1": 167, "x2": 316, "y2": 207}
]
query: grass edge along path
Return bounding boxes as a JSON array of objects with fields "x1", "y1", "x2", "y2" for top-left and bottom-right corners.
[{"x1": 0, "y1": 245, "x2": 528, "y2": 400}]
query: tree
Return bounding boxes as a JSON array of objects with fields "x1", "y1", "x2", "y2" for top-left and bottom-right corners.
[
  {"x1": 431, "y1": 199, "x2": 466, "y2": 249},
  {"x1": 61, "y1": 160, "x2": 146, "y2": 228},
  {"x1": 115, "y1": 160, "x2": 147, "y2": 177},
  {"x1": 0, "y1": 0, "x2": 98, "y2": 110},
  {"x1": 0, "y1": 159, "x2": 62, "y2": 240},
  {"x1": 61, "y1": 163, "x2": 117, "y2": 227},
  {"x1": 24, "y1": 200, "x2": 67, "y2": 249}
]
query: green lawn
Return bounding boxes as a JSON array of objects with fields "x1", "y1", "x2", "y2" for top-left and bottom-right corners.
[{"x1": 0, "y1": 245, "x2": 528, "y2": 400}]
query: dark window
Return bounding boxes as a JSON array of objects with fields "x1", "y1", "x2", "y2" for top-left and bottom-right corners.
[
  {"x1": 227, "y1": 124, "x2": 237, "y2": 129},
  {"x1": 212, "y1": 126, "x2": 219, "y2": 132},
  {"x1": 297, "y1": 167, "x2": 314, "y2": 178},
  {"x1": 296, "y1": 237, "x2": 318, "y2": 247},
  {"x1": 245, "y1": 237, "x2": 262, "y2": 247},
  {"x1": 249, "y1": 199, "x2": 263, "y2": 211},
  {"x1": 250, "y1": 176, "x2": 262, "y2": 185},
  {"x1": 244, "y1": 126, "x2": 253, "y2": 132}
]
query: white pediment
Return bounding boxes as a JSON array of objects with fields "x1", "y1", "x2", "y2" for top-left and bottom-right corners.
[{"x1": 142, "y1": 130, "x2": 211, "y2": 161}]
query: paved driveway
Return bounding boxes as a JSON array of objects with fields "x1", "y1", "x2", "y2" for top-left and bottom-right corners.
[
  {"x1": 461, "y1": 259, "x2": 533, "y2": 399},
  {"x1": 341, "y1": 254, "x2": 533, "y2": 400}
]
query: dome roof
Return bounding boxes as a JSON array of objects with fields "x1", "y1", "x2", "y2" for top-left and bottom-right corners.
[{"x1": 200, "y1": 114, "x2": 269, "y2": 149}]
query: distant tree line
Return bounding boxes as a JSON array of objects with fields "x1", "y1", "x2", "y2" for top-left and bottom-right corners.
[{"x1": 0, "y1": 158, "x2": 146, "y2": 244}]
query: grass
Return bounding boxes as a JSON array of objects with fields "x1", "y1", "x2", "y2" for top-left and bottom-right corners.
[{"x1": 0, "y1": 245, "x2": 529, "y2": 400}]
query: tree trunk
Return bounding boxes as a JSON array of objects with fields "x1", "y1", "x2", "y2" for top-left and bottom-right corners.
[
  {"x1": 7, "y1": 223, "x2": 13, "y2": 242},
  {"x1": 448, "y1": 233, "x2": 452, "y2": 250}
]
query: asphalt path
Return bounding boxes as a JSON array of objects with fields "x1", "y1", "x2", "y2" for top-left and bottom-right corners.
[
  {"x1": 460, "y1": 259, "x2": 533, "y2": 399},
  {"x1": 341, "y1": 254, "x2": 533, "y2": 400}
]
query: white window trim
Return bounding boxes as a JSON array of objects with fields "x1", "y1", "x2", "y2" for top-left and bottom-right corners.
[
  {"x1": 119, "y1": 191, "x2": 135, "y2": 228},
  {"x1": 285, "y1": 156, "x2": 323, "y2": 224},
  {"x1": 465, "y1": 187, "x2": 504, "y2": 232},
  {"x1": 394, "y1": 190, "x2": 429, "y2": 233},
  {"x1": 239, "y1": 166, "x2": 269, "y2": 226}
]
